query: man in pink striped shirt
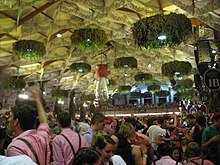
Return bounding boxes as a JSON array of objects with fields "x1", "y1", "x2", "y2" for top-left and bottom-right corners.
[
  {"x1": 52, "y1": 111, "x2": 88, "y2": 165},
  {"x1": 6, "y1": 85, "x2": 51, "y2": 165}
]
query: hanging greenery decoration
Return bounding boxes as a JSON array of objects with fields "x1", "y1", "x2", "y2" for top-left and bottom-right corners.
[
  {"x1": 176, "y1": 79, "x2": 194, "y2": 89},
  {"x1": 147, "y1": 84, "x2": 160, "y2": 91},
  {"x1": 134, "y1": 73, "x2": 152, "y2": 83},
  {"x1": 130, "y1": 92, "x2": 144, "y2": 98},
  {"x1": 178, "y1": 88, "x2": 195, "y2": 99},
  {"x1": 69, "y1": 62, "x2": 91, "y2": 74},
  {"x1": 13, "y1": 40, "x2": 46, "y2": 59},
  {"x1": 51, "y1": 89, "x2": 69, "y2": 100},
  {"x1": 2, "y1": 77, "x2": 26, "y2": 91},
  {"x1": 114, "y1": 57, "x2": 138, "y2": 69},
  {"x1": 139, "y1": 109, "x2": 146, "y2": 113},
  {"x1": 162, "y1": 60, "x2": 192, "y2": 78},
  {"x1": 132, "y1": 13, "x2": 192, "y2": 48},
  {"x1": 144, "y1": 92, "x2": 152, "y2": 98},
  {"x1": 82, "y1": 94, "x2": 95, "y2": 102},
  {"x1": 155, "y1": 90, "x2": 170, "y2": 97},
  {"x1": 118, "y1": 85, "x2": 131, "y2": 93},
  {"x1": 174, "y1": 86, "x2": 186, "y2": 94},
  {"x1": 71, "y1": 28, "x2": 107, "y2": 50},
  {"x1": 173, "y1": 79, "x2": 193, "y2": 94}
]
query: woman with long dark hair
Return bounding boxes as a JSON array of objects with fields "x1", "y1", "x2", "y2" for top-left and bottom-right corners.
[{"x1": 72, "y1": 147, "x2": 101, "y2": 165}]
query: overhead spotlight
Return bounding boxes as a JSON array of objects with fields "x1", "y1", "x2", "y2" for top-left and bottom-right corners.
[
  {"x1": 58, "y1": 99, "x2": 64, "y2": 104},
  {"x1": 157, "y1": 35, "x2": 167, "y2": 40},
  {"x1": 56, "y1": 33, "x2": 62, "y2": 38},
  {"x1": 212, "y1": 50, "x2": 217, "y2": 54},
  {"x1": 18, "y1": 94, "x2": 29, "y2": 99},
  {"x1": 83, "y1": 102, "x2": 88, "y2": 108},
  {"x1": 78, "y1": 69, "x2": 84, "y2": 73}
]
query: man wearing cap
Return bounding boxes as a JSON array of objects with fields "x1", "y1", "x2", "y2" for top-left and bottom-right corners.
[
  {"x1": 104, "y1": 116, "x2": 115, "y2": 136},
  {"x1": 202, "y1": 112, "x2": 220, "y2": 164}
]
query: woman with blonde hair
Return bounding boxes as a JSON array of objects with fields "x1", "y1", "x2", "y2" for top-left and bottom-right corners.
[
  {"x1": 91, "y1": 130, "x2": 107, "y2": 148},
  {"x1": 112, "y1": 122, "x2": 147, "y2": 165}
]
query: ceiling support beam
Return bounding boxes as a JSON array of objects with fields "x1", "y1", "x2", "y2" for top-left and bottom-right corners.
[
  {"x1": 0, "y1": 33, "x2": 5, "y2": 39},
  {"x1": 37, "y1": 32, "x2": 48, "y2": 38},
  {"x1": 0, "y1": 65, "x2": 18, "y2": 73},
  {"x1": 18, "y1": 1, "x2": 58, "y2": 26},
  {"x1": 5, "y1": 34, "x2": 17, "y2": 40},
  {"x1": 157, "y1": 0, "x2": 163, "y2": 14},
  {"x1": 0, "y1": 33, "x2": 17, "y2": 41},
  {"x1": 0, "y1": 11, "x2": 16, "y2": 21},
  {"x1": 117, "y1": 7, "x2": 142, "y2": 19},
  {"x1": 32, "y1": 6, "x2": 54, "y2": 20}
]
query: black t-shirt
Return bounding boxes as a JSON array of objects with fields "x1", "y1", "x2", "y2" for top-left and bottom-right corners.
[
  {"x1": 0, "y1": 127, "x2": 6, "y2": 139},
  {"x1": 192, "y1": 129, "x2": 204, "y2": 145}
]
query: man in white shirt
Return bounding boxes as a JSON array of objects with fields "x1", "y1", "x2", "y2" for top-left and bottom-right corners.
[
  {"x1": 147, "y1": 116, "x2": 166, "y2": 151},
  {"x1": 0, "y1": 155, "x2": 37, "y2": 165},
  {"x1": 111, "y1": 155, "x2": 127, "y2": 165}
]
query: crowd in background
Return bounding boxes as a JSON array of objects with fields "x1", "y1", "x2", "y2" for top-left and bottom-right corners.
[{"x1": 0, "y1": 85, "x2": 220, "y2": 165}]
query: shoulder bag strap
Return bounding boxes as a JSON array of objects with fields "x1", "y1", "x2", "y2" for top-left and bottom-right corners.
[
  {"x1": 61, "y1": 134, "x2": 76, "y2": 156},
  {"x1": 109, "y1": 159, "x2": 113, "y2": 165},
  {"x1": 17, "y1": 138, "x2": 40, "y2": 165},
  {"x1": 201, "y1": 159, "x2": 204, "y2": 165},
  {"x1": 175, "y1": 160, "x2": 179, "y2": 165},
  {"x1": 78, "y1": 133, "x2": 81, "y2": 150},
  {"x1": 190, "y1": 160, "x2": 200, "y2": 165},
  {"x1": 44, "y1": 137, "x2": 48, "y2": 165}
]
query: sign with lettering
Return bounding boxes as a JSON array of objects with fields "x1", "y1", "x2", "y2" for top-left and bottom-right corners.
[
  {"x1": 197, "y1": 40, "x2": 211, "y2": 63},
  {"x1": 190, "y1": 106, "x2": 197, "y2": 114},
  {"x1": 200, "y1": 91, "x2": 209, "y2": 102},
  {"x1": 203, "y1": 68, "x2": 220, "y2": 90}
]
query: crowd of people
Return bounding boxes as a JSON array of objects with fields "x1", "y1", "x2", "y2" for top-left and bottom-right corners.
[{"x1": 0, "y1": 85, "x2": 220, "y2": 165}]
